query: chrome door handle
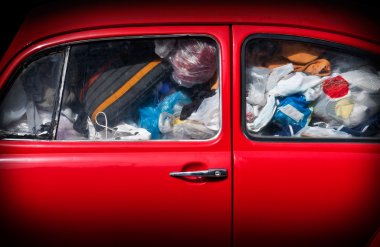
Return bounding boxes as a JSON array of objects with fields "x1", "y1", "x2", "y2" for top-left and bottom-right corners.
[{"x1": 170, "y1": 169, "x2": 227, "y2": 178}]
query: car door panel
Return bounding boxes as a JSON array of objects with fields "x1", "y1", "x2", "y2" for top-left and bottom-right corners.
[
  {"x1": 0, "y1": 26, "x2": 231, "y2": 247},
  {"x1": 232, "y1": 25, "x2": 380, "y2": 247}
]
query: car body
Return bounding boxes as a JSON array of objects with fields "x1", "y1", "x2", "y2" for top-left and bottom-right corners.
[{"x1": 0, "y1": 1, "x2": 379, "y2": 247}]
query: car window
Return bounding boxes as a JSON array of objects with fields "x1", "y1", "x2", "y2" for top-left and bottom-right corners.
[
  {"x1": 243, "y1": 37, "x2": 380, "y2": 139},
  {"x1": 0, "y1": 51, "x2": 65, "y2": 139},
  {"x1": 57, "y1": 37, "x2": 220, "y2": 140}
]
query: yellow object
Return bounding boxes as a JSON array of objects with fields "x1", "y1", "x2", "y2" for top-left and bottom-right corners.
[
  {"x1": 173, "y1": 117, "x2": 184, "y2": 125},
  {"x1": 335, "y1": 98, "x2": 354, "y2": 119}
]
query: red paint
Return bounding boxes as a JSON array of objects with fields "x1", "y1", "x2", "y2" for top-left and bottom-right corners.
[
  {"x1": 0, "y1": 26, "x2": 231, "y2": 247},
  {"x1": 322, "y1": 75, "x2": 350, "y2": 99},
  {"x1": 232, "y1": 25, "x2": 380, "y2": 247}
]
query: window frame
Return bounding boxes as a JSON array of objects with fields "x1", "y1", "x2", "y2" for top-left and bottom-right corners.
[{"x1": 241, "y1": 33, "x2": 380, "y2": 143}]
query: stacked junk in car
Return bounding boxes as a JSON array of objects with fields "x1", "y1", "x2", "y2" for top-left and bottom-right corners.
[
  {"x1": 0, "y1": 38, "x2": 221, "y2": 140},
  {"x1": 245, "y1": 40, "x2": 380, "y2": 138}
]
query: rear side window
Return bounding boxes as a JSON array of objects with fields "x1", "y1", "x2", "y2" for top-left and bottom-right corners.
[
  {"x1": 0, "y1": 36, "x2": 220, "y2": 141},
  {"x1": 243, "y1": 36, "x2": 380, "y2": 140},
  {"x1": 58, "y1": 37, "x2": 220, "y2": 141},
  {"x1": 0, "y1": 51, "x2": 65, "y2": 139}
]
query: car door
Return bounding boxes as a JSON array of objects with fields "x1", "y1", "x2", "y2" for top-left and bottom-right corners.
[
  {"x1": 232, "y1": 25, "x2": 380, "y2": 247},
  {"x1": 0, "y1": 26, "x2": 231, "y2": 247}
]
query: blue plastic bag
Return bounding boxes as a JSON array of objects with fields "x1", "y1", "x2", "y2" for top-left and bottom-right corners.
[
  {"x1": 139, "y1": 91, "x2": 191, "y2": 139},
  {"x1": 273, "y1": 94, "x2": 312, "y2": 136}
]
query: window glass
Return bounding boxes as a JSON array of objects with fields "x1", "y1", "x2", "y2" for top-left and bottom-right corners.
[
  {"x1": 0, "y1": 52, "x2": 64, "y2": 139},
  {"x1": 57, "y1": 37, "x2": 220, "y2": 140},
  {"x1": 244, "y1": 38, "x2": 380, "y2": 139}
]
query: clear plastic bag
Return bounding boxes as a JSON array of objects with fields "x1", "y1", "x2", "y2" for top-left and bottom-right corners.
[
  {"x1": 297, "y1": 126, "x2": 352, "y2": 138},
  {"x1": 154, "y1": 39, "x2": 176, "y2": 58},
  {"x1": 169, "y1": 39, "x2": 217, "y2": 88},
  {"x1": 88, "y1": 114, "x2": 151, "y2": 141},
  {"x1": 170, "y1": 120, "x2": 217, "y2": 140},
  {"x1": 187, "y1": 90, "x2": 220, "y2": 131},
  {"x1": 138, "y1": 91, "x2": 191, "y2": 139},
  {"x1": 341, "y1": 69, "x2": 380, "y2": 92}
]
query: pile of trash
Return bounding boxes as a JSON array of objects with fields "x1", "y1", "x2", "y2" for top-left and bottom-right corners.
[
  {"x1": 60, "y1": 38, "x2": 221, "y2": 140},
  {"x1": 246, "y1": 40, "x2": 380, "y2": 138}
]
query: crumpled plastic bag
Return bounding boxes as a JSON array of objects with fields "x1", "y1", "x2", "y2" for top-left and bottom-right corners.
[
  {"x1": 247, "y1": 72, "x2": 323, "y2": 133},
  {"x1": 169, "y1": 39, "x2": 217, "y2": 88},
  {"x1": 187, "y1": 90, "x2": 220, "y2": 131},
  {"x1": 272, "y1": 94, "x2": 312, "y2": 136},
  {"x1": 268, "y1": 72, "x2": 322, "y2": 97},
  {"x1": 139, "y1": 91, "x2": 191, "y2": 139},
  {"x1": 247, "y1": 95, "x2": 277, "y2": 132},
  {"x1": 159, "y1": 90, "x2": 220, "y2": 139},
  {"x1": 246, "y1": 67, "x2": 270, "y2": 106},
  {"x1": 341, "y1": 69, "x2": 380, "y2": 92},
  {"x1": 161, "y1": 117, "x2": 217, "y2": 140},
  {"x1": 297, "y1": 126, "x2": 352, "y2": 138},
  {"x1": 89, "y1": 118, "x2": 151, "y2": 141},
  {"x1": 266, "y1": 63, "x2": 294, "y2": 91},
  {"x1": 154, "y1": 39, "x2": 176, "y2": 58},
  {"x1": 314, "y1": 69, "x2": 380, "y2": 128}
]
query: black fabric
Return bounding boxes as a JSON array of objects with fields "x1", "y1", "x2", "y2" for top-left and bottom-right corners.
[{"x1": 179, "y1": 81, "x2": 215, "y2": 120}]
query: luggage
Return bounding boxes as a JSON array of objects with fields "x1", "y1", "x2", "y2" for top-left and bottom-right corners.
[{"x1": 81, "y1": 59, "x2": 171, "y2": 129}]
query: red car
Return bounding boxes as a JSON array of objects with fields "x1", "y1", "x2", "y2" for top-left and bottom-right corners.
[{"x1": 1, "y1": 1, "x2": 379, "y2": 247}]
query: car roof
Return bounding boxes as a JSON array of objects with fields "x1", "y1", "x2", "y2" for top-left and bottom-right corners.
[{"x1": 1, "y1": 0, "x2": 379, "y2": 73}]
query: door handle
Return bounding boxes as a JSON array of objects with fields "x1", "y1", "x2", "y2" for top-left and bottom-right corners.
[{"x1": 170, "y1": 169, "x2": 227, "y2": 178}]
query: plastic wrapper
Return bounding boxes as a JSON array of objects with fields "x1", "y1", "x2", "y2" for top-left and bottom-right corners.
[
  {"x1": 297, "y1": 126, "x2": 352, "y2": 138},
  {"x1": 246, "y1": 103, "x2": 259, "y2": 123},
  {"x1": 322, "y1": 75, "x2": 350, "y2": 99},
  {"x1": 247, "y1": 95, "x2": 276, "y2": 132},
  {"x1": 154, "y1": 39, "x2": 176, "y2": 58},
  {"x1": 341, "y1": 70, "x2": 380, "y2": 92},
  {"x1": 314, "y1": 69, "x2": 380, "y2": 128},
  {"x1": 169, "y1": 39, "x2": 217, "y2": 88},
  {"x1": 159, "y1": 90, "x2": 220, "y2": 139},
  {"x1": 272, "y1": 95, "x2": 312, "y2": 136},
  {"x1": 138, "y1": 91, "x2": 191, "y2": 139},
  {"x1": 246, "y1": 67, "x2": 270, "y2": 106},
  {"x1": 266, "y1": 63, "x2": 294, "y2": 91},
  {"x1": 187, "y1": 90, "x2": 220, "y2": 131},
  {"x1": 269, "y1": 72, "x2": 322, "y2": 97},
  {"x1": 88, "y1": 117, "x2": 151, "y2": 141},
  {"x1": 168, "y1": 119, "x2": 217, "y2": 140}
]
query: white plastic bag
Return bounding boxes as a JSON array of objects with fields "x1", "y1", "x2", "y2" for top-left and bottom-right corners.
[
  {"x1": 246, "y1": 67, "x2": 270, "y2": 106},
  {"x1": 341, "y1": 69, "x2": 380, "y2": 92},
  {"x1": 187, "y1": 90, "x2": 220, "y2": 131}
]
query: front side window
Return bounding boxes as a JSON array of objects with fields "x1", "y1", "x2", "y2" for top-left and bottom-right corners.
[
  {"x1": 243, "y1": 36, "x2": 380, "y2": 139},
  {"x1": 58, "y1": 37, "x2": 220, "y2": 141},
  {"x1": 0, "y1": 51, "x2": 64, "y2": 139}
]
